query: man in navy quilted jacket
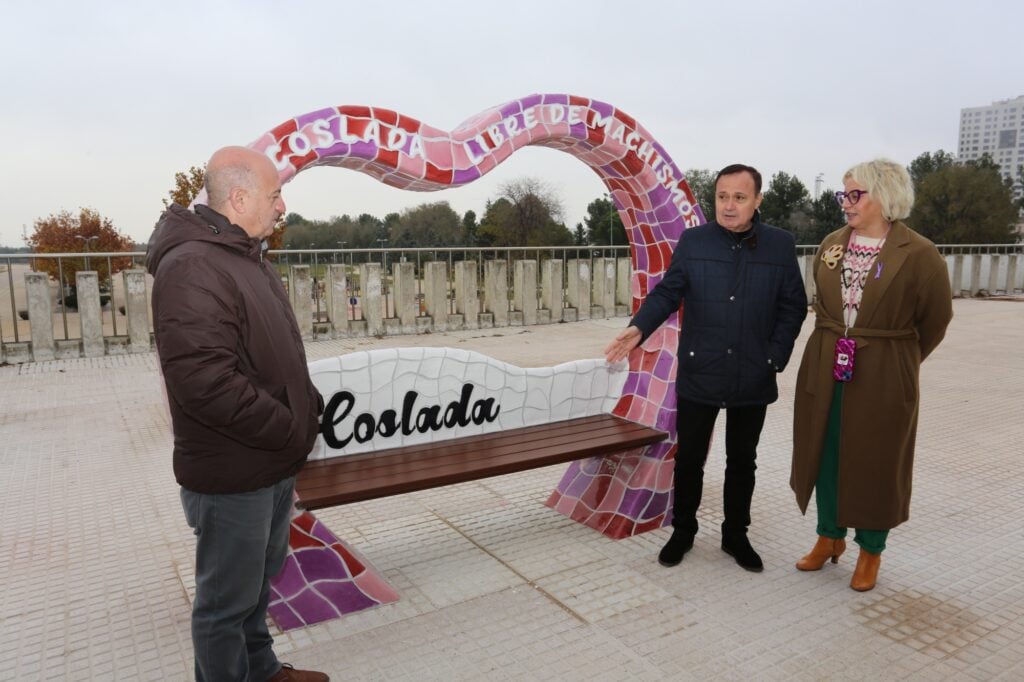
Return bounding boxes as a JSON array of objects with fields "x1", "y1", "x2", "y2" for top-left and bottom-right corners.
[{"x1": 605, "y1": 164, "x2": 807, "y2": 572}]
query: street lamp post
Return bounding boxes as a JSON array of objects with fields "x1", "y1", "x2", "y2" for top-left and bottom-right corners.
[
  {"x1": 376, "y1": 238, "x2": 388, "y2": 272},
  {"x1": 604, "y1": 192, "x2": 615, "y2": 250},
  {"x1": 75, "y1": 235, "x2": 99, "y2": 271}
]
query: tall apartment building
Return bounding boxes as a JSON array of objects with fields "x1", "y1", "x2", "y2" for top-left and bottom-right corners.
[{"x1": 958, "y1": 95, "x2": 1024, "y2": 198}]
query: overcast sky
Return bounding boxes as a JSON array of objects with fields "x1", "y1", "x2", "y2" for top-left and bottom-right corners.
[{"x1": 1, "y1": 0, "x2": 1021, "y2": 248}]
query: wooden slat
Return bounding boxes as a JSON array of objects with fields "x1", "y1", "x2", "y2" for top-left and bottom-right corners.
[{"x1": 295, "y1": 414, "x2": 667, "y2": 510}]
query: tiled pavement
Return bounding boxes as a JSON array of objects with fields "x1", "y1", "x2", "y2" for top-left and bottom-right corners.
[{"x1": 1, "y1": 298, "x2": 1022, "y2": 680}]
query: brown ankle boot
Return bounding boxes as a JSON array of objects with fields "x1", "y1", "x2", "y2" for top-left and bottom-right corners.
[
  {"x1": 796, "y1": 535, "x2": 846, "y2": 571},
  {"x1": 850, "y1": 548, "x2": 882, "y2": 592}
]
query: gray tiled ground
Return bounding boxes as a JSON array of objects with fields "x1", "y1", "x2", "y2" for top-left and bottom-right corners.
[{"x1": 1, "y1": 299, "x2": 1022, "y2": 680}]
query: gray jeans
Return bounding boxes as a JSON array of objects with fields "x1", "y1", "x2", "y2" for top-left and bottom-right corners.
[{"x1": 181, "y1": 477, "x2": 294, "y2": 682}]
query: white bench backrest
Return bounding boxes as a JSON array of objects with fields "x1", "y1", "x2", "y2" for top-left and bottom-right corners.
[{"x1": 307, "y1": 347, "x2": 627, "y2": 460}]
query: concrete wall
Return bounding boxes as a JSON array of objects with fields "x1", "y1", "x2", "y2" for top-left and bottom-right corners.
[{"x1": 5, "y1": 251, "x2": 1021, "y2": 363}]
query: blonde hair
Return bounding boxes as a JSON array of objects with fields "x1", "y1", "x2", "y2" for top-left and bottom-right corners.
[{"x1": 843, "y1": 158, "x2": 915, "y2": 221}]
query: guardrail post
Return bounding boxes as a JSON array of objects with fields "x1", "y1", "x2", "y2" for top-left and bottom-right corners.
[
  {"x1": 969, "y1": 255, "x2": 982, "y2": 296},
  {"x1": 1008, "y1": 254, "x2": 1020, "y2": 294},
  {"x1": 988, "y1": 255, "x2": 1002, "y2": 295},
  {"x1": 453, "y1": 260, "x2": 479, "y2": 330},
  {"x1": 392, "y1": 261, "x2": 418, "y2": 333},
  {"x1": 289, "y1": 265, "x2": 313, "y2": 338},
  {"x1": 25, "y1": 272, "x2": 55, "y2": 362},
  {"x1": 326, "y1": 264, "x2": 350, "y2": 337},
  {"x1": 484, "y1": 260, "x2": 508, "y2": 327},
  {"x1": 951, "y1": 255, "x2": 965, "y2": 297},
  {"x1": 616, "y1": 256, "x2": 631, "y2": 316},
  {"x1": 566, "y1": 259, "x2": 591, "y2": 321},
  {"x1": 76, "y1": 271, "x2": 105, "y2": 358},
  {"x1": 422, "y1": 261, "x2": 448, "y2": 332},
  {"x1": 123, "y1": 269, "x2": 150, "y2": 353},
  {"x1": 593, "y1": 257, "x2": 615, "y2": 319},
  {"x1": 359, "y1": 263, "x2": 384, "y2": 336},
  {"x1": 513, "y1": 259, "x2": 538, "y2": 326},
  {"x1": 541, "y1": 258, "x2": 564, "y2": 322}
]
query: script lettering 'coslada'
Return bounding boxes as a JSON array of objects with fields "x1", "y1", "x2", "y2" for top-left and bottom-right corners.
[{"x1": 320, "y1": 383, "x2": 500, "y2": 449}]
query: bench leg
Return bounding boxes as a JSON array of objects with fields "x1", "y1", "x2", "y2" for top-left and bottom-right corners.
[
  {"x1": 267, "y1": 507, "x2": 399, "y2": 630},
  {"x1": 546, "y1": 440, "x2": 676, "y2": 539}
]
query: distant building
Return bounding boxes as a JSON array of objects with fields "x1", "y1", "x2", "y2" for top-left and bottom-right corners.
[{"x1": 958, "y1": 95, "x2": 1024, "y2": 199}]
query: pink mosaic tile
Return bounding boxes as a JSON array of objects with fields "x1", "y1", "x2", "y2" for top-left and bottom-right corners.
[{"x1": 251, "y1": 94, "x2": 703, "y2": 626}]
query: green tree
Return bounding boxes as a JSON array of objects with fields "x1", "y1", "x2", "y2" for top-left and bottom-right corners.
[
  {"x1": 583, "y1": 196, "x2": 626, "y2": 245},
  {"x1": 28, "y1": 208, "x2": 134, "y2": 295},
  {"x1": 462, "y1": 210, "x2": 478, "y2": 246},
  {"x1": 908, "y1": 163, "x2": 1017, "y2": 243},
  {"x1": 907, "y1": 150, "x2": 956, "y2": 189},
  {"x1": 805, "y1": 189, "x2": 846, "y2": 243},
  {"x1": 163, "y1": 164, "x2": 206, "y2": 209},
  {"x1": 389, "y1": 202, "x2": 464, "y2": 248},
  {"x1": 760, "y1": 171, "x2": 810, "y2": 229},
  {"x1": 477, "y1": 178, "x2": 569, "y2": 246},
  {"x1": 684, "y1": 168, "x2": 717, "y2": 223},
  {"x1": 573, "y1": 222, "x2": 587, "y2": 246}
]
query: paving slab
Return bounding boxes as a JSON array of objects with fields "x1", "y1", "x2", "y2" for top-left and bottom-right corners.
[{"x1": 1, "y1": 299, "x2": 1022, "y2": 680}]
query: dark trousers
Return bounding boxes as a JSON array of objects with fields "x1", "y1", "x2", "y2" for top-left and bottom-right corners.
[
  {"x1": 672, "y1": 399, "x2": 767, "y2": 536},
  {"x1": 180, "y1": 477, "x2": 295, "y2": 682}
]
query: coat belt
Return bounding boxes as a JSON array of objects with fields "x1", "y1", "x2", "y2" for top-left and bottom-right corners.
[{"x1": 814, "y1": 316, "x2": 919, "y2": 340}]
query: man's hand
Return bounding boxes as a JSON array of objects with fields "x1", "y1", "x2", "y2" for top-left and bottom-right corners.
[{"x1": 604, "y1": 326, "x2": 643, "y2": 363}]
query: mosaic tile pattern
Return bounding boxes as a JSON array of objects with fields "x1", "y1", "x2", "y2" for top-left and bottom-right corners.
[
  {"x1": 268, "y1": 510, "x2": 400, "y2": 631},
  {"x1": 306, "y1": 347, "x2": 628, "y2": 459},
  {"x1": 245, "y1": 94, "x2": 704, "y2": 538},
  {"x1": 276, "y1": 347, "x2": 628, "y2": 627}
]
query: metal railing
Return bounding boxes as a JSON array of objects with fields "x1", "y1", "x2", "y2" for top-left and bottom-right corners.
[{"x1": 2, "y1": 243, "x2": 1021, "y2": 348}]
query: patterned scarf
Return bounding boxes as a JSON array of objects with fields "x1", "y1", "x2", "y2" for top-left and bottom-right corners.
[{"x1": 841, "y1": 234, "x2": 885, "y2": 328}]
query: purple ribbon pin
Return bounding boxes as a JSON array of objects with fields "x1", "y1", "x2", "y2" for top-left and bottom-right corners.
[{"x1": 874, "y1": 262, "x2": 883, "y2": 279}]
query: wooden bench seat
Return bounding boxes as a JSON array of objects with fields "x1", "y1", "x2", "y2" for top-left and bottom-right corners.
[{"x1": 296, "y1": 413, "x2": 667, "y2": 511}]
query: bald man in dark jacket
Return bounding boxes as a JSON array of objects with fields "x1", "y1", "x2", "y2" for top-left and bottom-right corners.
[{"x1": 147, "y1": 146, "x2": 328, "y2": 682}]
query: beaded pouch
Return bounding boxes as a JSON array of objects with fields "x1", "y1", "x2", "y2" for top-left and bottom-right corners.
[{"x1": 832, "y1": 337, "x2": 856, "y2": 382}]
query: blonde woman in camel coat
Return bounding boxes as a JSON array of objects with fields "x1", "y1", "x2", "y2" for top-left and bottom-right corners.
[{"x1": 790, "y1": 158, "x2": 952, "y2": 592}]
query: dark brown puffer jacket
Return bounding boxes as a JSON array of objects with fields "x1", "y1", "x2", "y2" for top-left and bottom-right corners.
[{"x1": 146, "y1": 204, "x2": 322, "y2": 494}]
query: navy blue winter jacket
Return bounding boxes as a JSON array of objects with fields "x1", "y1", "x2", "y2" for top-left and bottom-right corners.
[{"x1": 631, "y1": 218, "x2": 808, "y2": 407}]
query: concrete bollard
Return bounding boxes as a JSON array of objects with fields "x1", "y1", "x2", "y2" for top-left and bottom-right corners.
[
  {"x1": 951, "y1": 255, "x2": 964, "y2": 297},
  {"x1": 290, "y1": 265, "x2": 313, "y2": 338},
  {"x1": 593, "y1": 258, "x2": 616, "y2": 319},
  {"x1": 616, "y1": 256, "x2": 631, "y2": 316},
  {"x1": 566, "y1": 259, "x2": 592, "y2": 321},
  {"x1": 484, "y1": 260, "x2": 508, "y2": 327},
  {"x1": 513, "y1": 260, "x2": 538, "y2": 326},
  {"x1": 801, "y1": 254, "x2": 816, "y2": 302},
  {"x1": 423, "y1": 261, "x2": 449, "y2": 332},
  {"x1": 541, "y1": 259, "x2": 563, "y2": 322},
  {"x1": 393, "y1": 262, "x2": 418, "y2": 333},
  {"x1": 76, "y1": 271, "x2": 105, "y2": 358},
  {"x1": 326, "y1": 264, "x2": 350, "y2": 337},
  {"x1": 988, "y1": 255, "x2": 1002, "y2": 295},
  {"x1": 123, "y1": 269, "x2": 150, "y2": 353},
  {"x1": 1007, "y1": 254, "x2": 1020, "y2": 294},
  {"x1": 25, "y1": 272, "x2": 55, "y2": 362},
  {"x1": 453, "y1": 261, "x2": 479, "y2": 331},
  {"x1": 359, "y1": 263, "x2": 384, "y2": 336},
  {"x1": 969, "y1": 255, "x2": 982, "y2": 296}
]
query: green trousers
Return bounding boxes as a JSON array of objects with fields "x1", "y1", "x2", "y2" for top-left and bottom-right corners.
[{"x1": 815, "y1": 383, "x2": 889, "y2": 554}]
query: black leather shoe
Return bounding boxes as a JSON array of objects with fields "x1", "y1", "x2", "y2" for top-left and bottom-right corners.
[
  {"x1": 658, "y1": 530, "x2": 695, "y2": 567},
  {"x1": 721, "y1": 533, "x2": 763, "y2": 572}
]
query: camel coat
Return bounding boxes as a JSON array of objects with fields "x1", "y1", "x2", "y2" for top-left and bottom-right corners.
[{"x1": 790, "y1": 221, "x2": 952, "y2": 529}]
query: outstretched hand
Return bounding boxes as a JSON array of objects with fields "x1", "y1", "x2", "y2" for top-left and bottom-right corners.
[{"x1": 604, "y1": 326, "x2": 642, "y2": 363}]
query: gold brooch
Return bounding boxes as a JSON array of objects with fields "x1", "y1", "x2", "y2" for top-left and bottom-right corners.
[{"x1": 821, "y1": 244, "x2": 844, "y2": 270}]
